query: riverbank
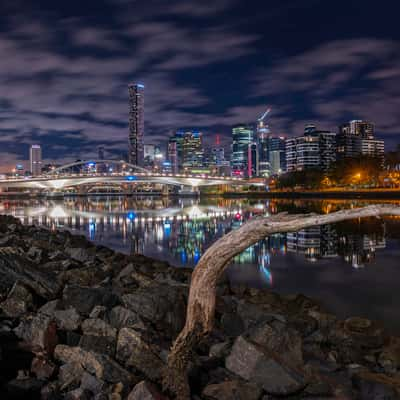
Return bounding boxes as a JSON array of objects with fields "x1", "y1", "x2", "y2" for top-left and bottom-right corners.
[
  {"x1": 223, "y1": 189, "x2": 400, "y2": 200},
  {"x1": 0, "y1": 215, "x2": 399, "y2": 399}
]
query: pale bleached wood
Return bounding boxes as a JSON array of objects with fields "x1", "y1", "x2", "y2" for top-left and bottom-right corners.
[{"x1": 163, "y1": 204, "x2": 400, "y2": 399}]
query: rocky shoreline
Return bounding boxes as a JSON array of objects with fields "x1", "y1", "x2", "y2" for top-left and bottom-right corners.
[{"x1": 0, "y1": 214, "x2": 399, "y2": 399}]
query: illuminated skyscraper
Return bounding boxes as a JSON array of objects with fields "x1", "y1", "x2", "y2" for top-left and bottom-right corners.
[
  {"x1": 286, "y1": 125, "x2": 336, "y2": 172},
  {"x1": 128, "y1": 83, "x2": 144, "y2": 166},
  {"x1": 182, "y1": 131, "x2": 204, "y2": 170},
  {"x1": 30, "y1": 144, "x2": 42, "y2": 176},
  {"x1": 168, "y1": 141, "x2": 178, "y2": 174},
  {"x1": 337, "y1": 120, "x2": 384, "y2": 163},
  {"x1": 231, "y1": 125, "x2": 254, "y2": 177}
]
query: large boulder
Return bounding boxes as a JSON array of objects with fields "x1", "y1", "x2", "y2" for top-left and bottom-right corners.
[
  {"x1": 226, "y1": 336, "x2": 307, "y2": 396},
  {"x1": 202, "y1": 380, "x2": 262, "y2": 400},
  {"x1": 247, "y1": 318, "x2": 303, "y2": 368},
  {"x1": 64, "y1": 247, "x2": 95, "y2": 264},
  {"x1": 54, "y1": 345, "x2": 135, "y2": 389},
  {"x1": 40, "y1": 305, "x2": 82, "y2": 331},
  {"x1": 116, "y1": 327, "x2": 165, "y2": 381},
  {"x1": 352, "y1": 371, "x2": 400, "y2": 399},
  {"x1": 14, "y1": 314, "x2": 58, "y2": 354},
  {"x1": 127, "y1": 380, "x2": 168, "y2": 400},
  {"x1": 79, "y1": 318, "x2": 117, "y2": 357},
  {"x1": 121, "y1": 282, "x2": 187, "y2": 336},
  {"x1": 0, "y1": 281, "x2": 34, "y2": 317},
  {"x1": 62, "y1": 285, "x2": 118, "y2": 316},
  {"x1": 108, "y1": 306, "x2": 145, "y2": 330},
  {"x1": 0, "y1": 247, "x2": 60, "y2": 300}
]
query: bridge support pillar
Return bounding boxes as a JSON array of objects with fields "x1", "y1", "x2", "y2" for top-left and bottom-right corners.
[{"x1": 162, "y1": 185, "x2": 169, "y2": 197}]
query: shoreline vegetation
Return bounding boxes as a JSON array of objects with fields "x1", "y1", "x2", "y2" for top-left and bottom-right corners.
[{"x1": 0, "y1": 214, "x2": 400, "y2": 398}]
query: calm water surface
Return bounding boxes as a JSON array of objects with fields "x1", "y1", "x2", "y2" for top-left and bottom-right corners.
[{"x1": 1, "y1": 196, "x2": 400, "y2": 333}]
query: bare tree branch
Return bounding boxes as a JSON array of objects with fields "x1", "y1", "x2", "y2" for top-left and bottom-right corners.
[{"x1": 163, "y1": 204, "x2": 400, "y2": 399}]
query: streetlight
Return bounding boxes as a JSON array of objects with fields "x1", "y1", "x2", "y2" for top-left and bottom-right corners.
[{"x1": 354, "y1": 172, "x2": 361, "y2": 188}]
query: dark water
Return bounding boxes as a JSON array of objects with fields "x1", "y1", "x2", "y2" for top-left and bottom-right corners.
[{"x1": 1, "y1": 196, "x2": 400, "y2": 333}]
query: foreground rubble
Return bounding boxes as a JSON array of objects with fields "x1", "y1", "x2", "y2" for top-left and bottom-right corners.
[{"x1": 0, "y1": 215, "x2": 399, "y2": 399}]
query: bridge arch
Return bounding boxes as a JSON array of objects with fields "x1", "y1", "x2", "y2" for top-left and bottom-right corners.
[{"x1": 48, "y1": 160, "x2": 149, "y2": 175}]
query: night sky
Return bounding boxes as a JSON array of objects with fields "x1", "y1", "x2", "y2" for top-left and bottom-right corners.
[{"x1": 0, "y1": 0, "x2": 399, "y2": 171}]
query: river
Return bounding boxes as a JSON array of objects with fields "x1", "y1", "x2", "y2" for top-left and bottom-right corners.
[{"x1": 1, "y1": 196, "x2": 399, "y2": 333}]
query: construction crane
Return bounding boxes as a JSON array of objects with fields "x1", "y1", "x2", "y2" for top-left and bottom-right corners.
[
  {"x1": 258, "y1": 108, "x2": 271, "y2": 123},
  {"x1": 257, "y1": 108, "x2": 271, "y2": 137}
]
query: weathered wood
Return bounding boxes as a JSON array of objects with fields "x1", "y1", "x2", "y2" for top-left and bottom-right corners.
[{"x1": 163, "y1": 204, "x2": 400, "y2": 399}]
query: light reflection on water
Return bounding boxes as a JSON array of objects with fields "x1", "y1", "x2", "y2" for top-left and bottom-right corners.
[{"x1": 1, "y1": 196, "x2": 400, "y2": 333}]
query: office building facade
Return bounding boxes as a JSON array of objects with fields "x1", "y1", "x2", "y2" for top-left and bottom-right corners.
[
  {"x1": 231, "y1": 125, "x2": 254, "y2": 177},
  {"x1": 128, "y1": 83, "x2": 144, "y2": 166},
  {"x1": 30, "y1": 145, "x2": 42, "y2": 176},
  {"x1": 286, "y1": 125, "x2": 336, "y2": 172},
  {"x1": 337, "y1": 120, "x2": 384, "y2": 163}
]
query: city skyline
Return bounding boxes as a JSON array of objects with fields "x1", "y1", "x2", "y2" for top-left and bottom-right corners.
[{"x1": 0, "y1": 0, "x2": 399, "y2": 171}]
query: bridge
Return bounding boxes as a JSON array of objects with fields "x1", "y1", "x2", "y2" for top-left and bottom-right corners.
[{"x1": 0, "y1": 160, "x2": 258, "y2": 193}]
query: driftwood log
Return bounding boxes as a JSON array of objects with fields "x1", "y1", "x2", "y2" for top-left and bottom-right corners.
[{"x1": 163, "y1": 204, "x2": 400, "y2": 399}]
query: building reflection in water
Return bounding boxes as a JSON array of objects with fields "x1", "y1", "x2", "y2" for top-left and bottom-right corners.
[{"x1": 0, "y1": 196, "x2": 391, "y2": 285}]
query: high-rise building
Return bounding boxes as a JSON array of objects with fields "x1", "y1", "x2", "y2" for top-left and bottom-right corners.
[
  {"x1": 257, "y1": 111, "x2": 271, "y2": 177},
  {"x1": 248, "y1": 142, "x2": 259, "y2": 177},
  {"x1": 128, "y1": 83, "x2": 144, "y2": 166},
  {"x1": 30, "y1": 145, "x2": 42, "y2": 176},
  {"x1": 286, "y1": 125, "x2": 336, "y2": 172},
  {"x1": 168, "y1": 141, "x2": 178, "y2": 174},
  {"x1": 182, "y1": 130, "x2": 204, "y2": 170},
  {"x1": 167, "y1": 130, "x2": 204, "y2": 173},
  {"x1": 144, "y1": 144, "x2": 155, "y2": 169},
  {"x1": 98, "y1": 146, "x2": 105, "y2": 160},
  {"x1": 231, "y1": 125, "x2": 254, "y2": 177},
  {"x1": 337, "y1": 120, "x2": 384, "y2": 163}
]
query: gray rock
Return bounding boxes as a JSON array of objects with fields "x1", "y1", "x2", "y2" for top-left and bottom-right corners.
[
  {"x1": 0, "y1": 247, "x2": 60, "y2": 299},
  {"x1": 65, "y1": 247, "x2": 95, "y2": 263},
  {"x1": 82, "y1": 318, "x2": 117, "y2": 338},
  {"x1": 352, "y1": 371, "x2": 400, "y2": 400},
  {"x1": 31, "y1": 355, "x2": 56, "y2": 380},
  {"x1": 89, "y1": 306, "x2": 108, "y2": 319},
  {"x1": 127, "y1": 381, "x2": 168, "y2": 400},
  {"x1": 108, "y1": 306, "x2": 145, "y2": 330},
  {"x1": 62, "y1": 285, "x2": 118, "y2": 316},
  {"x1": 209, "y1": 341, "x2": 232, "y2": 359},
  {"x1": 41, "y1": 381, "x2": 61, "y2": 400},
  {"x1": 248, "y1": 319, "x2": 303, "y2": 368},
  {"x1": 226, "y1": 336, "x2": 306, "y2": 396},
  {"x1": 59, "y1": 362, "x2": 85, "y2": 391},
  {"x1": 116, "y1": 327, "x2": 164, "y2": 381},
  {"x1": 54, "y1": 345, "x2": 134, "y2": 387},
  {"x1": 79, "y1": 318, "x2": 117, "y2": 356},
  {"x1": 14, "y1": 313, "x2": 58, "y2": 353},
  {"x1": 1, "y1": 281, "x2": 34, "y2": 317},
  {"x1": 65, "y1": 388, "x2": 92, "y2": 400},
  {"x1": 79, "y1": 335, "x2": 116, "y2": 357},
  {"x1": 202, "y1": 380, "x2": 262, "y2": 400},
  {"x1": 39, "y1": 299, "x2": 61, "y2": 314},
  {"x1": 121, "y1": 283, "x2": 186, "y2": 336},
  {"x1": 27, "y1": 246, "x2": 44, "y2": 263},
  {"x1": 5, "y1": 377, "x2": 45, "y2": 398},
  {"x1": 80, "y1": 372, "x2": 106, "y2": 395},
  {"x1": 220, "y1": 312, "x2": 245, "y2": 337}
]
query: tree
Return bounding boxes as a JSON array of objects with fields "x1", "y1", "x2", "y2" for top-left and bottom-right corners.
[
  {"x1": 163, "y1": 204, "x2": 400, "y2": 399},
  {"x1": 276, "y1": 168, "x2": 325, "y2": 190},
  {"x1": 329, "y1": 156, "x2": 383, "y2": 187}
]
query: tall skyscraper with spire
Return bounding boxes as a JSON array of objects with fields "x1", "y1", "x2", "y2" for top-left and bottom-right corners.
[{"x1": 128, "y1": 83, "x2": 145, "y2": 166}]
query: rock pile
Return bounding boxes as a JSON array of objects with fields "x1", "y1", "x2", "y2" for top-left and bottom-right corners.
[{"x1": 0, "y1": 215, "x2": 399, "y2": 399}]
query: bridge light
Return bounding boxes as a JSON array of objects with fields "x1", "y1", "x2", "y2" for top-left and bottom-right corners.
[
  {"x1": 127, "y1": 212, "x2": 136, "y2": 220},
  {"x1": 126, "y1": 176, "x2": 137, "y2": 181}
]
